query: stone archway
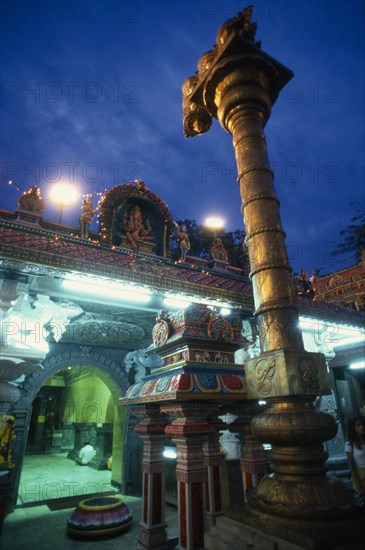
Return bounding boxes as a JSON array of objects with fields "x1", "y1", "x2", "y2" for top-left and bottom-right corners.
[{"x1": 11, "y1": 350, "x2": 131, "y2": 510}]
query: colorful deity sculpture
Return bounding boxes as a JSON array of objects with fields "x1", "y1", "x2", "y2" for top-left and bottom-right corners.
[
  {"x1": 0, "y1": 415, "x2": 15, "y2": 469},
  {"x1": 18, "y1": 186, "x2": 45, "y2": 213},
  {"x1": 122, "y1": 204, "x2": 154, "y2": 251},
  {"x1": 176, "y1": 225, "x2": 190, "y2": 262},
  {"x1": 79, "y1": 197, "x2": 97, "y2": 239},
  {"x1": 211, "y1": 237, "x2": 228, "y2": 262}
]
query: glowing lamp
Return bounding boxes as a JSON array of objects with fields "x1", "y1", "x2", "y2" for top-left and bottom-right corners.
[
  {"x1": 50, "y1": 183, "x2": 79, "y2": 223},
  {"x1": 205, "y1": 217, "x2": 225, "y2": 230}
]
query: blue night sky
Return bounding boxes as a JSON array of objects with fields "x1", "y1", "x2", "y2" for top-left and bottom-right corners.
[{"x1": 1, "y1": 0, "x2": 364, "y2": 276}]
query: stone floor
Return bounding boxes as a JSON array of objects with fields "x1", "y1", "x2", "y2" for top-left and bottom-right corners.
[
  {"x1": 17, "y1": 453, "x2": 115, "y2": 504},
  {"x1": 3, "y1": 454, "x2": 363, "y2": 550},
  {"x1": 2, "y1": 452, "x2": 178, "y2": 550},
  {"x1": 2, "y1": 499, "x2": 178, "y2": 550}
]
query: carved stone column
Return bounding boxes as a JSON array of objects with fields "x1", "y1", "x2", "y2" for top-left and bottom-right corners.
[
  {"x1": 183, "y1": 6, "x2": 362, "y2": 546},
  {"x1": 163, "y1": 402, "x2": 218, "y2": 550},
  {"x1": 133, "y1": 405, "x2": 168, "y2": 550},
  {"x1": 203, "y1": 415, "x2": 225, "y2": 527},
  {"x1": 227, "y1": 403, "x2": 267, "y2": 503}
]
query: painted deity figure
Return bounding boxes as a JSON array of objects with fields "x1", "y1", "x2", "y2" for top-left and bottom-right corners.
[
  {"x1": 18, "y1": 186, "x2": 45, "y2": 213},
  {"x1": 0, "y1": 415, "x2": 15, "y2": 469},
  {"x1": 122, "y1": 204, "x2": 154, "y2": 251},
  {"x1": 176, "y1": 225, "x2": 190, "y2": 262},
  {"x1": 79, "y1": 197, "x2": 97, "y2": 239},
  {"x1": 211, "y1": 237, "x2": 228, "y2": 262}
]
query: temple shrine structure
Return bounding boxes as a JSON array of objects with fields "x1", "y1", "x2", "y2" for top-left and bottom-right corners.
[{"x1": 1, "y1": 6, "x2": 364, "y2": 550}]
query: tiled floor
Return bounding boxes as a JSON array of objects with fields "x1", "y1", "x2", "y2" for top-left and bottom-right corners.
[{"x1": 2, "y1": 453, "x2": 178, "y2": 550}]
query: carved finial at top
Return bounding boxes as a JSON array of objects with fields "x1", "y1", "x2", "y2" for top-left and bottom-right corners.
[
  {"x1": 216, "y1": 5, "x2": 261, "y2": 49},
  {"x1": 182, "y1": 5, "x2": 262, "y2": 138},
  {"x1": 182, "y1": 75, "x2": 212, "y2": 138}
]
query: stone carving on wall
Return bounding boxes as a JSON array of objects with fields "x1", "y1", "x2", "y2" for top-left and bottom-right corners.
[
  {"x1": 152, "y1": 311, "x2": 171, "y2": 348},
  {"x1": 63, "y1": 319, "x2": 146, "y2": 347},
  {"x1": 2, "y1": 292, "x2": 69, "y2": 354},
  {"x1": 124, "y1": 350, "x2": 162, "y2": 384},
  {"x1": 207, "y1": 315, "x2": 234, "y2": 343}
]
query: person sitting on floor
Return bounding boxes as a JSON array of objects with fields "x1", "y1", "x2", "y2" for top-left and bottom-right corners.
[{"x1": 77, "y1": 441, "x2": 96, "y2": 465}]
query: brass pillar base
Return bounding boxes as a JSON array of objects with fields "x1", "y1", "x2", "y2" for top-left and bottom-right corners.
[
  {"x1": 248, "y1": 396, "x2": 358, "y2": 519},
  {"x1": 225, "y1": 504, "x2": 365, "y2": 550},
  {"x1": 249, "y1": 476, "x2": 356, "y2": 520}
]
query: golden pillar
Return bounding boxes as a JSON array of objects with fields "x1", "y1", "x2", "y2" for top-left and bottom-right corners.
[{"x1": 183, "y1": 6, "x2": 362, "y2": 546}]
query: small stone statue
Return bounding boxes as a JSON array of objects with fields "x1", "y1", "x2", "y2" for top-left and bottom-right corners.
[
  {"x1": 211, "y1": 237, "x2": 228, "y2": 262},
  {"x1": 135, "y1": 179, "x2": 147, "y2": 194},
  {"x1": 79, "y1": 197, "x2": 97, "y2": 239},
  {"x1": 176, "y1": 225, "x2": 190, "y2": 262},
  {"x1": 124, "y1": 350, "x2": 161, "y2": 383},
  {"x1": 18, "y1": 186, "x2": 45, "y2": 213}
]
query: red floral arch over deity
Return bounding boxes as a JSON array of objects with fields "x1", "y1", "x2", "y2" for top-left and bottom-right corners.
[{"x1": 99, "y1": 181, "x2": 175, "y2": 257}]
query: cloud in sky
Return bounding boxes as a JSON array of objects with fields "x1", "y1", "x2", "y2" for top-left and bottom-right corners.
[{"x1": 0, "y1": 0, "x2": 364, "y2": 275}]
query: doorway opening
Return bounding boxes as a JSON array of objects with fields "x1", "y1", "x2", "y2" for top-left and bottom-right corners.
[{"x1": 17, "y1": 365, "x2": 126, "y2": 507}]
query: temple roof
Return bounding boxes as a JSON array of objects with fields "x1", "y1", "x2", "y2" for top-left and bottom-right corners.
[
  {"x1": 296, "y1": 294, "x2": 364, "y2": 328},
  {"x1": 1, "y1": 211, "x2": 364, "y2": 330},
  {"x1": 0, "y1": 213, "x2": 253, "y2": 310}
]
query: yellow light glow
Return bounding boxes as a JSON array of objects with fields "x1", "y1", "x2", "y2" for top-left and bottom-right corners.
[
  {"x1": 205, "y1": 216, "x2": 225, "y2": 229},
  {"x1": 49, "y1": 183, "x2": 79, "y2": 207}
]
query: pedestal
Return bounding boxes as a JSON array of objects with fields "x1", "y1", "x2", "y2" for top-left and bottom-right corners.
[
  {"x1": 208, "y1": 259, "x2": 229, "y2": 271},
  {"x1": 119, "y1": 236, "x2": 155, "y2": 254},
  {"x1": 15, "y1": 209, "x2": 43, "y2": 224}
]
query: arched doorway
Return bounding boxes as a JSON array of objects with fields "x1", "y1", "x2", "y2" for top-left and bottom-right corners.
[{"x1": 12, "y1": 350, "x2": 134, "y2": 509}]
